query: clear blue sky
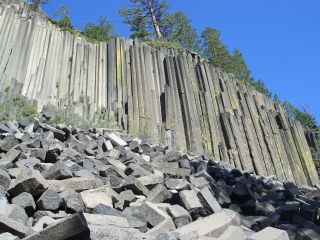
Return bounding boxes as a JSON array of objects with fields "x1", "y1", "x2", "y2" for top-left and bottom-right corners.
[{"x1": 38, "y1": 0, "x2": 320, "y2": 124}]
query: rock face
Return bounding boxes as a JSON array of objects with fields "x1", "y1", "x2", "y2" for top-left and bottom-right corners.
[
  {"x1": 0, "y1": 0, "x2": 317, "y2": 188},
  {"x1": 0, "y1": 1, "x2": 318, "y2": 239},
  {"x1": 0, "y1": 115, "x2": 319, "y2": 239}
]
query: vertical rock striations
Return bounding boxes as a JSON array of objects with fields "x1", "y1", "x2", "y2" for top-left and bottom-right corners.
[{"x1": 0, "y1": 0, "x2": 317, "y2": 185}]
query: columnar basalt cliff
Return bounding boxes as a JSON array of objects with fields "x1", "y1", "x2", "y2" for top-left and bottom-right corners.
[{"x1": 0, "y1": 0, "x2": 317, "y2": 186}]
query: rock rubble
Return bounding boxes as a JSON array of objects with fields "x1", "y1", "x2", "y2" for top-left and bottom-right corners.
[{"x1": 0, "y1": 115, "x2": 319, "y2": 239}]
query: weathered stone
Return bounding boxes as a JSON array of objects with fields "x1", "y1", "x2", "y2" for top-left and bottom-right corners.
[
  {"x1": 33, "y1": 211, "x2": 68, "y2": 224},
  {"x1": 0, "y1": 215, "x2": 35, "y2": 238},
  {"x1": 247, "y1": 227, "x2": 289, "y2": 240},
  {"x1": 179, "y1": 190, "x2": 206, "y2": 219},
  {"x1": 292, "y1": 214, "x2": 320, "y2": 235},
  {"x1": 30, "y1": 148, "x2": 47, "y2": 162},
  {"x1": 283, "y1": 181, "x2": 301, "y2": 200},
  {"x1": 239, "y1": 215, "x2": 272, "y2": 231},
  {"x1": 138, "y1": 170, "x2": 164, "y2": 188},
  {"x1": 32, "y1": 216, "x2": 56, "y2": 232},
  {"x1": 197, "y1": 187, "x2": 222, "y2": 215},
  {"x1": 106, "y1": 133, "x2": 128, "y2": 146},
  {"x1": 232, "y1": 182, "x2": 254, "y2": 201},
  {"x1": 0, "y1": 186, "x2": 6, "y2": 216},
  {"x1": 213, "y1": 187, "x2": 232, "y2": 208},
  {"x1": 89, "y1": 224, "x2": 142, "y2": 240},
  {"x1": 8, "y1": 167, "x2": 48, "y2": 197},
  {"x1": 19, "y1": 118, "x2": 30, "y2": 128},
  {"x1": 167, "y1": 204, "x2": 191, "y2": 228},
  {"x1": 125, "y1": 163, "x2": 151, "y2": 177},
  {"x1": 217, "y1": 225, "x2": 246, "y2": 240},
  {"x1": 59, "y1": 189, "x2": 84, "y2": 212},
  {"x1": 45, "y1": 143, "x2": 62, "y2": 163},
  {"x1": 296, "y1": 228, "x2": 320, "y2": 240},
  {"x1": 0, "y1": 124, "x2": 12, "y2": 134},
  {"x1": 92, "y1": 203, "x2": 121, "y2": 216},
  {"x1": 15, "y1": 158, "x2": 40, "y2": 168},
  {"x1": 80, "y1": 188, "x2": 113, "y2": 212},
  {"x1": 275, "y1": 224, "x2": 302, "y2": 240},
  {"x1": 39, "y1": 123, "x2": 66, "y2": 141},
  {"x1": 140, "y1": 201, "x2": 171, "y2": 227},
  {"x1": 145, "y1": 218, "x2": 176, "y2": 238},
  {"x1": 156, "y1": 232, "x2": 177, "y2": 240},
  {"x1": 300, "y1": 204, "x2": 318, "y2": 223},
  {"x1": 6, "y1": 204, "x2": 28, "y2": 226},
  {"x1": 48, "y1": 177, "x2": 95, "y2": 193},
  {"x1": 84, "y1": 213, "x2": 129, "y2": 227},
  {"x1": 41, "y1": 161, "x2": 73, "y2": 180},
  {"x1": 277, "y1": 201, "x2": 300, "y2": 221},
  {"x1": 0, "y1": 149, "x2": 21, "y2": 168},
  {"x1": 123, "y1": 175, "x2": 150, "y2": 196},
  {"x1": 0, "y1": 170, "x2": 11, "y2": 189},
  {"x1": 36, "y1": 189, "x2": 63, "y2": 211},
  {"x1": 171, "y1": 211, "x2": 236, "y2": 238},
  {"x1": 0, "y1": 136, "x2": 19, "y2": 152},
  {"x1": 146, "y1": 184, "x2": 171, "y2": 203},
  {"x1": 24, "y1": 211, "x2": 90, "y2": 240},
  {"x1": 0, "y1": 232, "x2": 20, "y2": 240},
  {"x1": 12, "y1": 192, "x2": 36, "y2": 217},
  {"x1": 74, "y1": 169, "x2": 95, "y2": 179},
  {"x1": 107, "y1": 159, "x2": 127, "y2": 171}
]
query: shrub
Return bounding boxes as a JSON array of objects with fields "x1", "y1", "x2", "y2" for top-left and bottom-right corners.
[
  {"x1": 145, "y1": 38, "x2": 184, "y2": 50},
  {"x1": 21, "y1": 104, "x2": 37, "y2": 119}
]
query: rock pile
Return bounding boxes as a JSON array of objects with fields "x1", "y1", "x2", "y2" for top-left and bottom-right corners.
[{"x1": 0, "y1": 114, "x2": 320, "y2": 239}]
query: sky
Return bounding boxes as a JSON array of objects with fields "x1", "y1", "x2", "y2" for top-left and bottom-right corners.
[{"x1": 38, "y1": 0, "x2": 320, "y2": 123}]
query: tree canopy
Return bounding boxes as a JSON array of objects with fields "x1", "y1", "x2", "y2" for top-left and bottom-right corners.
[
  {"x1": 83, "y1": 15, "x2": 116, "y2": 42},
  {"x1": 165, "y1": 11, "x2": 201, "y2": 53},
  {"x1": 282, "y1": 101, "x2": 317, "y2": 129},
  {"x1": 118, "y1": 0, "x2": 169, "y2": 39}
]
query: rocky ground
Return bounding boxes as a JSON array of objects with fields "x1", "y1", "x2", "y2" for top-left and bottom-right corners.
[{"x1": 0, "y1": 113, "x2": 320, "y2": 239}]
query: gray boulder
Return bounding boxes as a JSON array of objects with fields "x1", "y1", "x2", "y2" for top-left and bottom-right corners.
[
  {"x1": 12, "y1": 192, "x2": 36, "y2": 217},
  {"x1": 36, "y1": 189, "x2": 63, "y2": 211}
]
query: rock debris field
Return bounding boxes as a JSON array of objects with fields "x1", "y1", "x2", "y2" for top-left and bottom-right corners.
[{"x1": 0, "y1": 113, "x2": 320, "y2": 240}]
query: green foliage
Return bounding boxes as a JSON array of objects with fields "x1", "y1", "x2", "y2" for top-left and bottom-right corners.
[
  {"x1": 56, "y1": 82, "x2": 59, "y2": 88},
  {"x1": 58, "y1": 16, "x2": 72, "y2": 29},
  {"x1": 60, "y1": 27, "x2": 80, "y2": 36},
  {"x1": 83, "y1": 15, "x2": 115, "y2": 42},
  {"x1": 54, "y1": 5, "x2": 71, "y2": 18},
  {"x1": 282, "y1": 101, "x2": 317, "y2": 130},
  {"x1": 118, "y1": 7, "x2": 152, "y2": 40},
  {"x1": 79, "y1": 95, "x2": 84, "y2": 103},
  {"x1": 311, "y1": 137, "x2": 320, "y2": 169},
  {"x1": 21, "y1": 104, "x2": 37, "y2": 119},
  {"x1": 145, "y1": 38, "x2": 184, "y2": 50},
  {"x1": 118, "y1": 0, "x2": 170, "y2": 39},
  {"x1": 0, "y1": 95, "x2": 38, "y2": 121},
  {"x1": 223, "y1": 49, "x2": 252, "y2": 83},
  {"x1": 29, "y1": 0, "x2": 50, "y2": 12},
  {"x1": 201, "y1": 27, "x2": 231, "y2": 69},
  {"x1": 165, "y1": 11, "x2": 202, "y2": 53},
  {"x1": 46, "y1": 105, "x2": 120, "y2": 130},
  {"x1": 273, "y1": 93, "x2": 281, "y2": 103},
  {"x1": 252, "y1": 79, "x2": 272, "y2": 98},
  {"x1": 201, "y1": 27, "x2": 272, "y2": 98}
]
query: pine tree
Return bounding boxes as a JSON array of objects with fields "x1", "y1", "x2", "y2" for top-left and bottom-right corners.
[
  {"x1": 118, "y1": 0, "x2": 169, "y2": 39},
  {"x1": 83, "y1": 15, "x2": 115, "y2": 42},
  {"x1": 224, "y1": 49, "x2": 252, "y2": 83},
  {"x1": 165, "y1": 11, "x2": 201, "y2": 53},
  {"x1": 273, "y1": 93, "x2": 281, "y2": 103},
  {"x1": 201, "y1": 27, "x2": 231, "y2": 69}
]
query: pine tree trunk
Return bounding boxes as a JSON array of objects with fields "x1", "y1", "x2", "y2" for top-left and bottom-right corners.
[{"x1": 147, "y1": 0, "x2": 162, "y2": 38}]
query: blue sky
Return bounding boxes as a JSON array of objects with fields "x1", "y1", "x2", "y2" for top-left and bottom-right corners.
[{"x1": 39, "y1": 0, "x2": 320, "y2": 124}]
